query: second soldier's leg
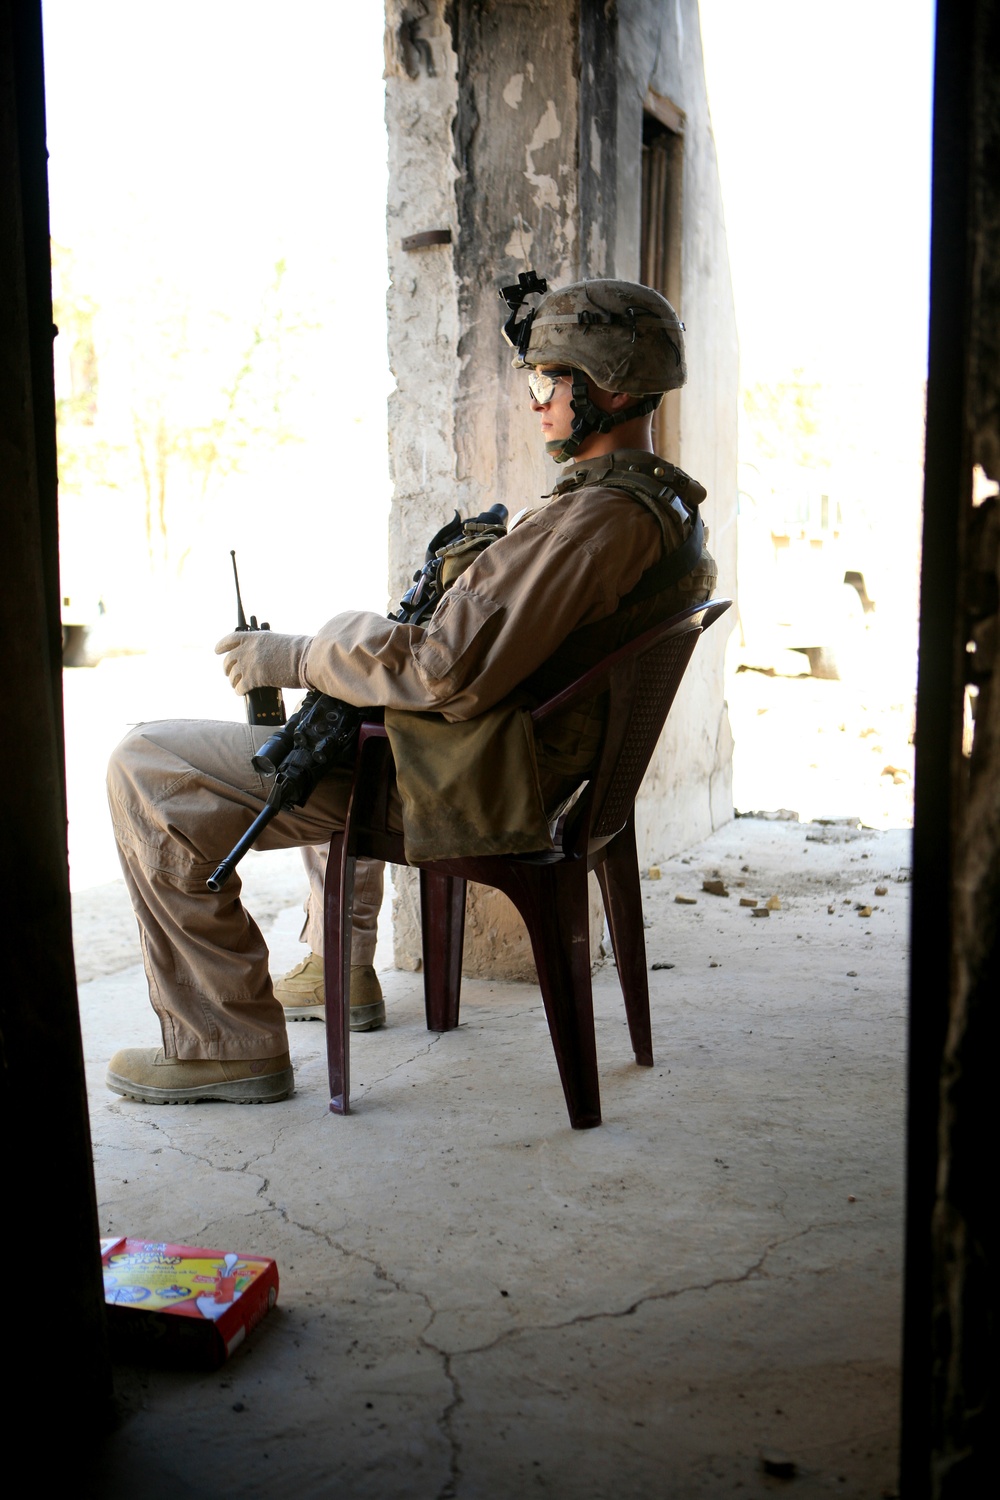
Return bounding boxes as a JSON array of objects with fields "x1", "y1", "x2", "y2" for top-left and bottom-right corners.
[
  {"x1": 299, "y1": 845, "x2": 384, "y2": 962},
  {"x1": 276, "y1": 845, "x2": 387, "y2": 1029}
]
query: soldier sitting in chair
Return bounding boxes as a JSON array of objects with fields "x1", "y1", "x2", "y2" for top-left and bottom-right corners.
[{"x1": 106, "y1": 272, "x2": 717, "y2": 1105}]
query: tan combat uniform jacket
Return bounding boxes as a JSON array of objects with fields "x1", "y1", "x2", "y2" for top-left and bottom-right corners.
[{"x1": 300, "y1": 450, "x2": 717, "y2": 860}]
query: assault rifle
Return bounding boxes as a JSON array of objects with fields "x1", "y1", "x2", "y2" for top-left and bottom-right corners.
[{"x1": 207, "y1": 503, "x2": 508, "y2": 891}]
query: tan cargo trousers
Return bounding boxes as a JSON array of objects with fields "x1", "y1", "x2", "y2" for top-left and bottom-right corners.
[{"x1": 107, "y1": 719, "x2": 390, "y2": 1061}]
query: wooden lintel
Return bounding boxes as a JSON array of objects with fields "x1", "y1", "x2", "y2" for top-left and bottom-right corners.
[{"x1": 644, "y1": 87, "x2": 685, "y2": 136}]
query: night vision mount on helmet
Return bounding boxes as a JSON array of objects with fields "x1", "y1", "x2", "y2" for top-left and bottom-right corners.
[{"x1": 499, "y1": 270, "x2": 687, "y2": 462}]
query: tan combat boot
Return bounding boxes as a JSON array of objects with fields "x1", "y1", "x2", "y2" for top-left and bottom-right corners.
[
  {"x1": 274, "y1": 953, "x2": 386, "y2": 1032},
  {"x1": 106, "y1": 1048, "x2": 294, "y2": 1105}
]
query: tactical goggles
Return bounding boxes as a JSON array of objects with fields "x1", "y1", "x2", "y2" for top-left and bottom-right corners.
[{"x1": 526, "y1": 367, "x2": 575, "y2": 404}]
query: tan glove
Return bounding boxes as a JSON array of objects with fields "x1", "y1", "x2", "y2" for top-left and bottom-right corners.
[{"x1": 215, "y1": 631, "x2": 311, "y2": 695}]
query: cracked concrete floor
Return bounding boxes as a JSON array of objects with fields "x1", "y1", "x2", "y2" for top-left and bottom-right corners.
[{"x1": 77, "y1": 817, "x2": 907, "y2": 1500}]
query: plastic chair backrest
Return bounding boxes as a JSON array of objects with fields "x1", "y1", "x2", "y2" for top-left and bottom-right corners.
[{"x1": 531, "y1": 600, "x2": 731, "y2": 857}]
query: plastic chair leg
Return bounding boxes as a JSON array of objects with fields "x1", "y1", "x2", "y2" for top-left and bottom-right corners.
[
  {"x1": 420, "y1": 870, "x2": 466, "y2": 1031},
  {"x1": 497, "y1": 862, "x2": 602, "y2": 1129},
  {"x1": 595, "y1": 816, "x2": 654, "y2": 1067},
  {"x1": 323, "y1": 834, "x2": 353, "y2": 1115}
]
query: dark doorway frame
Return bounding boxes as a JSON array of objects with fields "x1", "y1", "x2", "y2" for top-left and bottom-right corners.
[{"x1": 0, "y1": 0, "x2": 109, "y2": 1420}]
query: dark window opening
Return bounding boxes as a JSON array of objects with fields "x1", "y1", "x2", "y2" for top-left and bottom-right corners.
[{"x1": 641, "y1": 100, "x2": 684, "y2": 462}]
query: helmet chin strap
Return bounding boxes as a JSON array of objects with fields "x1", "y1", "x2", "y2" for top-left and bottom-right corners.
[{"x1": 545, "y1": 370, "x2": 662, "y2": 464}]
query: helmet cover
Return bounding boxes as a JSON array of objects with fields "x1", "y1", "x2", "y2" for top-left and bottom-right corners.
[{"x1": 503, "y1": 276, "x2": 686, "y2": 394}]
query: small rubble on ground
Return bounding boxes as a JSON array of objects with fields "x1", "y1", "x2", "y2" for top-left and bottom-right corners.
[{"x1": 638, "y1": 812, "x2": 910, "y2": 983}]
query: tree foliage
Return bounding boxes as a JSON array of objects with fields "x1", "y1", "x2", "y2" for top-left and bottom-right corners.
[
  {"x1": 741, "y1": 370, "x2": 831, "y2": 473},
  {"x1": 52, "y1": 247, "x2": 312, "y2": 579}
]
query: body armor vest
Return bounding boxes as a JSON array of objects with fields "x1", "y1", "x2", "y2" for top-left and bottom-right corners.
[{"x1": 525, "y1": 450, "x2": 715, "y2": 712}]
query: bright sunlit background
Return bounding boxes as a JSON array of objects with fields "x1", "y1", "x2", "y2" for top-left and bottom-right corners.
[
  {"x1": 701, "y1": 0, "x2": 932, "y2": 595},
  {"x1": 43, "y1": 0, "x2": 392, "y2": 653},
  {"x1": 700, "y1": 0, "x2": 933, "y2": 825},
  {"x1": 43, "y1": 0, "x2": 935, "y2": 888}
]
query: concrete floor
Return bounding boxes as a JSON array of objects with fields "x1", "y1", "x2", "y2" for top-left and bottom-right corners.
[{"x1": 78, "y1": 814, "x2": 908, "y2": 1499}]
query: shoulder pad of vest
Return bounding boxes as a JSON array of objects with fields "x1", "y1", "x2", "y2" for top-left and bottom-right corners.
[{"x1": 550, "y1": 453, "x2": 706, "y2": 508}]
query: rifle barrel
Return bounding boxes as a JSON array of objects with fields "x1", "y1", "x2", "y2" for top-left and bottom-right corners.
[{"x1": 207, "y1": 800, "x2": 280, "y2": 891}]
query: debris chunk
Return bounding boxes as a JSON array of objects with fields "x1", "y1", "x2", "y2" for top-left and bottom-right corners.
[
  {"x1": 760, "y1": 1451, "x2": 797, "y2": 1479},
  {"x1": 827, "y1": 904, "x2": 835, "y2": 914},
  {"x1": 882, "y1": 764, "x2": 912, "y2": 783},
  {"x1": 702, "y1": 878, "x2": 729, "y2": 897},
  {"x1": 739, "y1": 897, "x2": 758, "y2": 908},
  {"x1": 875, "y1": 885, "x2": 888, "y2": 896},
  {"x1": 647, "y1": 865, "x2": 661, "y2": 880},
  {"x1": 674, "y1": 893, "x2": 697, "y2": 905},
  {"x1": 651, "y1": 962, "x2": 675, "y2": 971},
  {"x1": 857, "y1": 905, "x2": 872, "y2": 918},
  {"x1": 765, "y1": 895, "x2": 782, "y2": 911},
  {"x1": 751, "y1": 908, "x2": 770, "y2": 919}
]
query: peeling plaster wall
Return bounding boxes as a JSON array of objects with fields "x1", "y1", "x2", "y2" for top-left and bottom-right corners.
[
  {"x1": 450, "y1": 0, "x2": 580, "y2": 527},
  {"x1": 384, "y1": 0, "x2": 582, "y2": 601},
  {"x1": 386, "y1": 0, "x2": 594, "y2": 977},
  {"x1": 384, "y1": 3, "x2": 464, "y2": 972},
  {"x1": 384, "y1": 0, "x2": 737, "y2": 972},
  {"x1": 384, "y1": 3, "x2": 461, "y2": 604},
  {"x1": 447, "y1": 0, "x2": 597, "y2": 977}
]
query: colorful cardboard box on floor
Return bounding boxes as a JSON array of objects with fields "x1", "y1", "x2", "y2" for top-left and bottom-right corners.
[{"x1": 101, "y1": 1237, "x2": 279, "y2": 1367}]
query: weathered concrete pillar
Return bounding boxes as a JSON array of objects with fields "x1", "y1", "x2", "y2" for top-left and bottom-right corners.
[
  {"x1": 385, "y1": 0, "x2": 591, "y2": 978},
  {"x1": 383, "y1": 0, "x2": 737, "y2": 976}
]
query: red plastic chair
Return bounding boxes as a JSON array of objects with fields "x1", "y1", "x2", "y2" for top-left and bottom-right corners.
[{"x1": 323, "y1": 598, "x2": 731, "y2": 1128}]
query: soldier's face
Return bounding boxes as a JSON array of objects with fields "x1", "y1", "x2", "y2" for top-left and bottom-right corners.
[
  {"x1": 529, "y1": 366, "x2": 576, "y2": 445},
  {"x1": 528, "y1": 366, "x2": 630, "y2": 453}
]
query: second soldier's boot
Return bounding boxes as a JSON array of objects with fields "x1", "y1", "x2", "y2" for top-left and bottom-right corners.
[{"x1": 274, "y1": 953, "x2": 386, "y2": 1032}]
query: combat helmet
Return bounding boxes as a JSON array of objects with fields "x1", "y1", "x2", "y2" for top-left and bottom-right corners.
[{"x1": 499, "y1": 270, "x2": 686, "y2": 461}]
